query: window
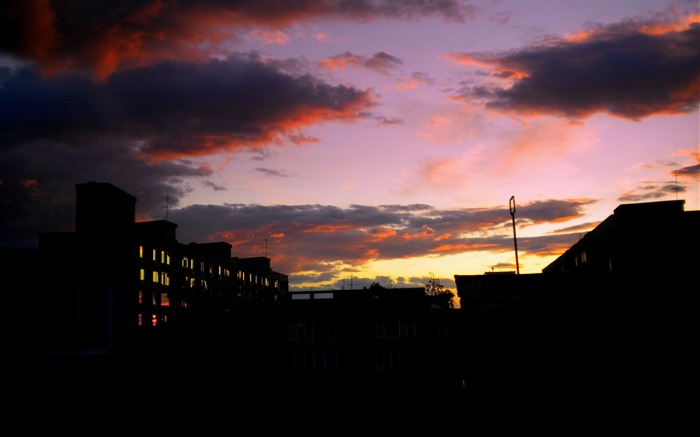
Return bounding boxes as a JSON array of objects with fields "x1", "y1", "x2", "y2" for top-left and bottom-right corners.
[
  {"x1": 139, "y1": 245, "x2": 143, "y2": 258},
  {"x1": 152, "y1": 249, "x2": 156, "y2": 261},
  {"x1": 140, "y1": 269, "x2": 145, "y2": 281},
  {"x1": 151, "y1": 314, "x2": 157, "y2": 327},
  {"x1": 376, "y1": 323, "x2": 386, "y2": 338},
  {"x1": 292, "y1": 352, "x2": 307, "y2": 370},
  {"x1": 161, "y1": 293, "x2": 169, "y2": 307},
  {"x1": 404, "y1": 320, "x2": 418, "y2": 338},
  {"x1": 138, "y1": 314, "x2": 143, "y2": 327},
  {"x1": 290, "y1": 323, "x2": 307, "y2": 341},
  {"x1": 152, "y1": 271, "x2": 159, "y2": 283},
  {"x1": 375, "y1": 350, "x2": 401, "y2": 371},
  {"x1": 138, "y1": 291, "x2": 143, "y2": 304},
  {"x1": 160, "y1": 272, "x2": 169, "y2": 286}
]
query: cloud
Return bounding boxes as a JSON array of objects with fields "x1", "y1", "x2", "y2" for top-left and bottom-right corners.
[
  {"x1": 255, "y1": 168, "x2": 296, "y2": 178},
  {"x1": 445, "y1": 15, "x2": 700, "y2": 120},
  {"x1": 0, "y1": 0, "x2": 474, "y2": 80},
  {"x1": 163, "y1": 198, "x2": 594, "y2": 277},
  {"x1": 320, "y1": 51, "x2": 403, "y2": 74},
  {"x1": 0, "y1": 54, "x2": 376, "y2": 159}
]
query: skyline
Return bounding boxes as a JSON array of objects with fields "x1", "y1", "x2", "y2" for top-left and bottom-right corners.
[{"x1": 1, "y1": 0, "x2": 699, "y2": 295}]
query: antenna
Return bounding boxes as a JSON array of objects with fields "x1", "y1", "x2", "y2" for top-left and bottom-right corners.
[
  {"x1": 164, "y1": 194, "x2": 170, "y2": 221},
  {"x1": 509, "y1": 196, "x2": 520, "y2": 275},
  {"x1": 674, "y1": 150, "x2": 679, "y2": 200},
  {"x1": 264, "y1": 237, "x2": 269, "y2": 257}
]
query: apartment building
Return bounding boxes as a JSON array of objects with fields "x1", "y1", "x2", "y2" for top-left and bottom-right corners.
[{"x1": 13, "y1": 181, "x2": 288, "y2": 355}]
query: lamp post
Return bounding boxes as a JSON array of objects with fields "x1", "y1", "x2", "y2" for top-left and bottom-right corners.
[{"x1": 509, "y1": 196, "x2": 520, "y2": 274}]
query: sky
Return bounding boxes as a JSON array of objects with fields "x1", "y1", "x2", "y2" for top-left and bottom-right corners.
[{"x1": 1, "y1": 0, "x2": 699, "y2": 302}]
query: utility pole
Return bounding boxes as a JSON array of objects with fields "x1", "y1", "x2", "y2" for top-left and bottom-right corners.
[{"x1": 510, "y1": 196, "x2": 520, "y2": 274}]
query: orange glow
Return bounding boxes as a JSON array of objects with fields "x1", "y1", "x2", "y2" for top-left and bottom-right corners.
[
  {"x1": 433, "y1": 233, "x2": 451, "y2": 241},
  {"x1": 402, "y1": 225, "x2": 436, "y2": 240},
  {"x1": 638, "y1": 14, "x2": 700, "y2": 35},
  {"x1": 319, "y1": 55, "x2": 359, "y2": 72},
  {"x1": 443, "y1": 53, "x2": 529, "y2": 80},
  {"x1": 431, "y1": 243, "x2": 470, "y2": 252},
  {"x1": 138, "y1": 92, "x2": 374, "y2": 161},
  {"x1": 366, "y1": 227, "x2": 398, "y2": 241},
  {"x1": 302, "y1": 224, "x2": 355, "y2": 234}
]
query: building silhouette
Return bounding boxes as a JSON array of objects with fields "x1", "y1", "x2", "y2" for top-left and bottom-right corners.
[
  {"x1": 7, "y1": 181, "x2": 288, "y2": 356},
  {"x1": 4, "y1": 186, "x2": 696, "y2": 403},
  {"x1": 454, "y1": 199, "x2": 697, "y2": 398}
]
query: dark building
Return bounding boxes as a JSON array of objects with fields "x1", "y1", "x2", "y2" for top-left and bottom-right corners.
[
  {"x1": 542, "y1": 199, "x2": 698, "y2": 275},
  {"x1": 263, "y1": 287, "x2": 464, "y2": 400},
  {"x1": 9, "y1": 181, "x2": 289, "y2": 356},
  {"x1": 454, "y1": 199, "x2": 697, "y2": 397}
]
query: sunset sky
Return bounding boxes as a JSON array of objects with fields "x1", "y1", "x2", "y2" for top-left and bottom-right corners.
[{"x1": 1, "y1": 0, "x2": 698, "y2": 299}]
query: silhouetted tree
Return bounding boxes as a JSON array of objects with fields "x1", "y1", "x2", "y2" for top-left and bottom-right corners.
[{"x1": 425, "y1": 272, "x2": 454, "y2": 309}]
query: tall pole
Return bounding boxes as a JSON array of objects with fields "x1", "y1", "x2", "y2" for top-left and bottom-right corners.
[{"x1": 509, "y1": 196, "x2": 520, "y2": 274}]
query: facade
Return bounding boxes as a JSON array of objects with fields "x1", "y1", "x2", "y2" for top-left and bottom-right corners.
[
  {"x1": 259, "y1": 287, "x2": 465, "y2": 400},
  {"x1": 7, "y1": 194, "x2": 694, "y2": 401},
  {"x1": 542, "y1": 199, "x2": 698, "y2": 275},
  {"x1": 454, "y1": 199, "x2": 697, "y2": 395},
  {"x1": 14, "y1": 181, "x2": 289, "y2": 355}
]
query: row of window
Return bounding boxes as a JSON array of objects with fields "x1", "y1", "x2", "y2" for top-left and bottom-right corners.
[
  {"x1": 138, "y1": 290, "x2": 170, "y2": 307},
  {"x1": 283, "y1": 350, "x2": 404, "y2": 372},
  {"x1": 287, "y1": 321, "x2": 447, "y2": 342},
  {"x1": 139, "y1": 246, "x2": 277, "y2": 287}
]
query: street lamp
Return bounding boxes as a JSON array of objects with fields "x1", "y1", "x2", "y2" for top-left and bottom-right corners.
[{"x1": 509, "y1": 196, "x2": 520, "y2": 274}]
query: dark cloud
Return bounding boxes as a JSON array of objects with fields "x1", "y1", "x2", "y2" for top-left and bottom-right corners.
[
  {"x1": 0, "y1": 139, "x2": 209, "y2": 247},
  {"x1": 320, "y1": 51, "x2": 404, "y2": 74},
  {"x1": 0, "y1": 0, "x2": 474, "y2": 79},
  {"x1": 676, "y1": 163, "x2": 700, "y2": 178},
  {"x1": 0, "y1": 54, "x2": 375, "y2": 158},
  {"x1": 451, "y1": 21, "x2": 700, "y2": 120},
  {"x1": 618, "y1": 181, "x2": 688, "y2": 202},
  {"x1": 255, "y1": 168, "x2": 296, "y2": 177},
  {"x1": 164, "y1": 198, "x2": 592, "y2": 278}
]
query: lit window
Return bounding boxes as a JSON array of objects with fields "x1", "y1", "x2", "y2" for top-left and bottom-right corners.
[
  {"x1": 152, "y1": 249, "x2": 156, "y2": 261},
  {"x1": 161, "y1": 293, "x2": 170, "y2": 307},
  {"x1": 140, "y1": 269, "x2": 145, "y2": 281},
  {"x1": 138, "y1": 314, "x2": 143, "y2": 326},
  {"x1": 151, "y1": 314, "x2": 157, "y2": 327},
  {"x1": 182, "y1": 257, "x2": 188, "y2": 268},
  {"x1": 152, "y1": 271, "x2": 159, "y2": 283},
  {"x1": 138, "y1": 291, "x2": 143, "y2": 304},
  {"x1": 152, "y1": 293, "x2": 157, "y2": 305},
  {"x1": 139, "y1": 246, "x2": 143, "y2": 258}
]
